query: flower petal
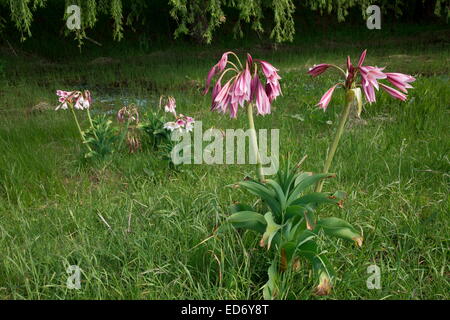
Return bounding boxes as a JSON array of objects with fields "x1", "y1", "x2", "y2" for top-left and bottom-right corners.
[
  {"x1": 316, "y1": 84, "x2": 338, "y2": 111},
  {"x1": 380, "y1": 83, "x2": 407, "y2": 101}
]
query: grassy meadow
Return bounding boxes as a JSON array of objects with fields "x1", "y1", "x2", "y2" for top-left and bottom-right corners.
[{"x1": 0, "y1": 24, "x2": 449, "y2": 299}]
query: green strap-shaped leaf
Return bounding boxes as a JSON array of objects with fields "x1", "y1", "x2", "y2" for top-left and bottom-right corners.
[
  {"x1": 287, "y1": 173, "x2": 335, "y2": 206},
  {"x1": 277, "y1": 166, "x2": 296, "y2": 195},
  {"x1": 239, "y1": 180, "x2": 281, "y2": 215},
  {"x1": 228, "y1": 203, "x2": 255, "y2": 214},
  {"x1": 290, "y1": 192, "x2": 340, "y2": 207},
  {"x1": 263, "y1": 260, "x2": 279, "y2": 300},
  {"x1": 316, "y1": 217, "x2": 363, "y2": 247},
  {"x1": 266, "y1": 179, "x2": 287, "y2": 211},
  {"x1": 312, "y1": 254, "x2": 335, "y2": 278},
  {"x1": 227, "y1": 211, "x2": 267, "y2": 234},
  {"x1": 282, "y1": 229, "x2": 317, "y2": 264},
  {"x1": 294, "y1": 172, "x2": 313, "y2": 186},
  {"x1": 285, "y1": 205, "x2": 305, "y2": 221}
]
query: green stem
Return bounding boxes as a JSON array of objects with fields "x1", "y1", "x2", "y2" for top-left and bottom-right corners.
[
  {"x1": 86, "y1": 108, "x2": 99, "y2": 140},
  {"x1": 247, "y1": 103, "x2": 264, "y2": 182},
  {"x1": 86, "y1": 108, "x2": 94, "y2": 128},
  {"x1": 330, "y1": 64, "x2": 347, "y2": 78},
  {"x1": 315, "y1": 90, "x2": 353, "y2": 192},
  {"x1": 70, "y1": 105, "x2": 92, "y2": 152}
]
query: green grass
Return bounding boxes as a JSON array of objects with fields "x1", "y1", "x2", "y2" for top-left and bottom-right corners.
[{"x1": 0, "y1": 23, "x2": 449, "y2": 299}]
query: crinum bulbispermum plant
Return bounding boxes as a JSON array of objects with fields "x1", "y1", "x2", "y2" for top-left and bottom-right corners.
[
  {"x1": 226, "y1": 162, "x2": 363, "y2": 298},
  {"x1": 55, "y1": 90, "x2": 97, "y2": 155},
  {"x1": 139, "y1": 96, "x2": 195, "y2": 166},
  {"x1": 308, "y1": 49, "x2": 416, "y2": 192},
  {"x1": 203, "y1": 52, "x2": 281, "y2": 182}
]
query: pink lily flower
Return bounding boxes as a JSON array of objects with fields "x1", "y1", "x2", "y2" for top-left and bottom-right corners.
[
  {"x1": 176, "y1": 118, "x2": 185, "y2": 127},
  {"x1": 259, "y1": 60, "x2": 281, "y2": 82},
  {"x1": 230, "y1": 65, "x2": 251, "y2": 108},
  {"x1": 163, "y1": 108, "x2": 195, "y2": 133},
  {"x1": 308, "y1": 49, "x2": 415, "y2": 110},
  {"x1": 164, "y1": 121, "x2": 180, "y2": 131},
  {"x1": 184, "y1": 116, "x2": 195, "y2": 132},
  {"x1": 361, "y1": 76, "x2": 376, "y2": 103},
  {"x1": 357, "y1": 49, "x2": 367, "y2": 67},
  {"x1": 379, "y1": 83, "x2": 407, "y2": 101},
  {"x1": 56, "y1": 90, "x2": 71, "y2": 98},
  {"x1": 56, "y1": 90, "x2": 92, "y2": 110},
  {"x1": 385, "y1": 73, "x2": 416, "y2": 93},
  {"x1": 213, "y1": 80, "x2": 232, "y2": 113},
  {"x1": 210, "y1": 81, "x2": 222, "y2": 111},
  {"x1": 204, "y1": 52, "x2": 281, "y2": 118},
  {"x1": 265, "y1": 81, "x2": 282, "y2": 103},
  {"x1": 360, "y1": 66, "x2": 386, "y2": 88},
  {"x1": 164, "y1": 96, "x2": 177, "y2": 114},
  {"x1": 308, "y1": 64, "x2": 332, "y2": 77},
  {"x1": 203, "y1": 52, "x2": 230, "y2": 95},
  {"x1": 251, "y1": 75, "x2": 271, "y2": 115},
  {"x1": 258, "y1": 59, "x2": 282, "y2": 102},
  {"x1": 317, "y1": 84, "x2": 338, "y2": 111}
]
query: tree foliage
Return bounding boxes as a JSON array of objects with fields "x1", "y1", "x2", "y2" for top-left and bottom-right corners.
[{"x1": 0, "y1": 0, "x2": 448, "y2": 44}]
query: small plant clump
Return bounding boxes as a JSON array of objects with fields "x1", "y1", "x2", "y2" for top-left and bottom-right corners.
[{"x1": 55, "y1": 91, "x2": 194, "y2": 165}]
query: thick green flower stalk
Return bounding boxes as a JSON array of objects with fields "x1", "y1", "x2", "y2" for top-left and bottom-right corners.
[
  {"x1": 308, "y1": 50, "x2": 416, "y2": 192},
  {"x1": 203, "y1": 52, "x2": 282, "y2": 182}
]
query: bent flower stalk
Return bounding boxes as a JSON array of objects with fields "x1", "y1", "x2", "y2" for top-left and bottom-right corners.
[
  {"x1": 308, "y1": 49, "x2": 415, "y2": 192},
  {"x1": 56, "y1": 90, "x2": 93, "y2": 152}
]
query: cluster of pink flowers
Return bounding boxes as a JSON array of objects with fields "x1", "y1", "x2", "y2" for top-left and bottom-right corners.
[
  {"x1": 56, "y1": 90, "x2": 92, "y2": 110},
  {"x1": 161, "y1": 97, "x2": 195, "y2": 133},
  {"x1": 203, "y1": 51, "x2": 281, "y2": 118},
  {"x1": 308, "y1": 49, "x2": 415, "y2": 110},
  {"x1": 163, "y1": 96, "x2": 176, "y2": 114},
  {"x1": 164, "y1": 114, "x2": 195, "y2": 133}
]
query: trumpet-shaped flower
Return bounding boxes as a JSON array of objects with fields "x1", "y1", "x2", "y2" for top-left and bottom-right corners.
[
  {"x1": 184, "y1": 115, "x2": 195, "y2": 132},
  {"x1": 230, "y1": 65, "x2": 252, "y2": 109},
  {"x1": 317, "y1": 84, "x2": 338, "y2": 111},
  {"x1": 56, "y1": 90, "x2": 92, "y2": 110},
  {"x1": 380, "y1": 83, "x2": 407, "y2": 101},
  {"x1": 308, "y1": 64, "x2": 332, "y2": 77},
  {"x1": 203, "y1": 52, "x2": 281, "y2": 118},
  {"x1": 163, "y1": 121, "x2": 180, "y2": 131},
  {"x1": 308, "y1": 49, "x2": 415, "y2": 110},
  {"x1": 204, "y1": 52, "x2": 230, "y2": 95},
  {"x1": 164, "y1": 96, "x2": 177, "y2": 114},
  {"x1": 359, "y1": 66, "x2": 387, "y2": 103},
  {"x1": 163, "y1": 111, "x2": 195, "y2": 133},
  {"x1": 251, "y1": 75, "x2": 271, "y2": 115},
  {"x1": 385, "y1": 73, "x2": 416, "y2": 93}
]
